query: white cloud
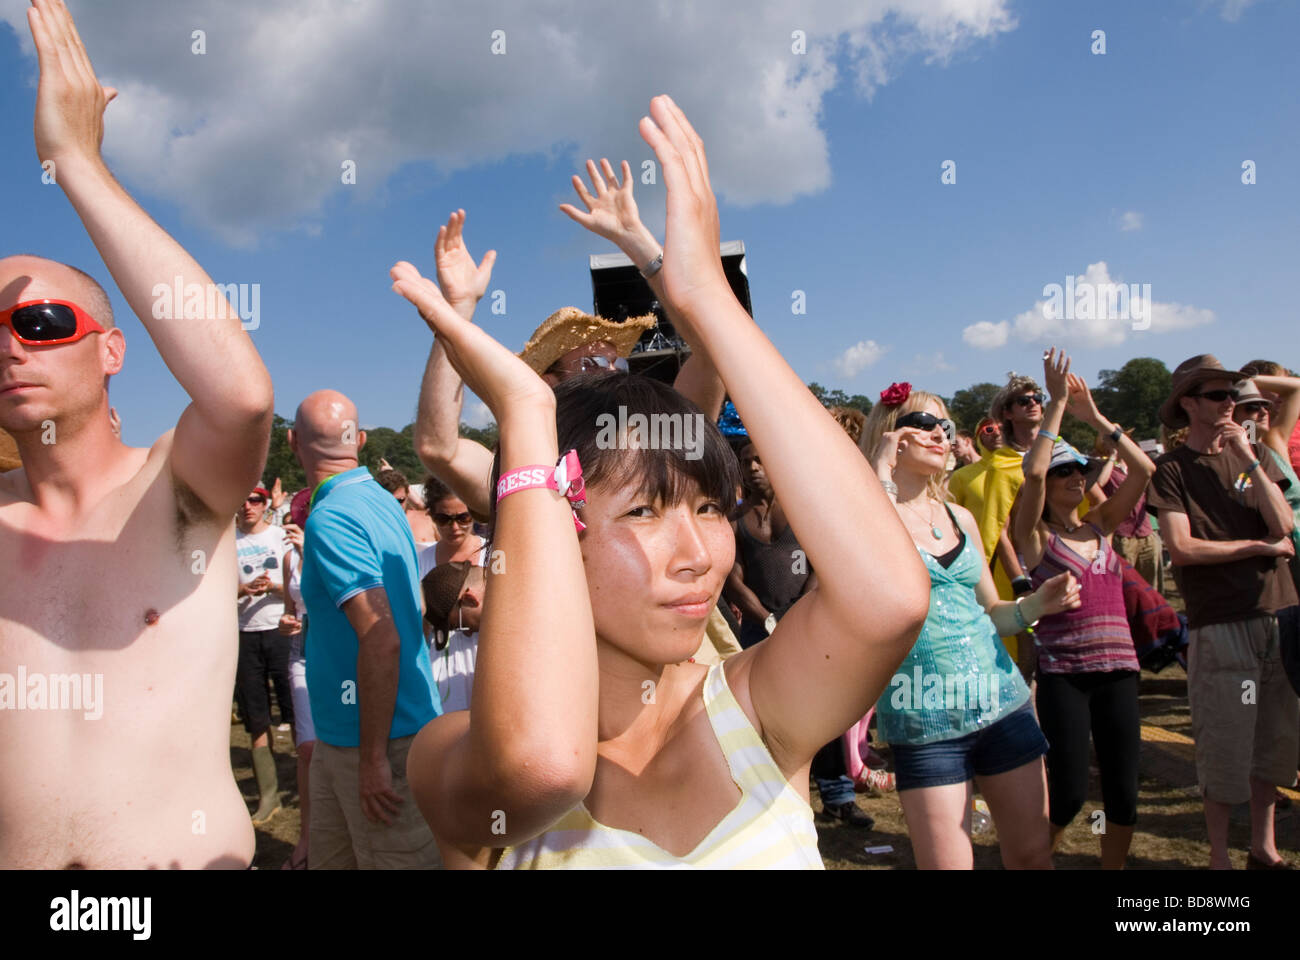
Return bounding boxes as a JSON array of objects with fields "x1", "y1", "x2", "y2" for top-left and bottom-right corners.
[
  {"x1": 2, "y1": 0, "x2": 1016, "y2": 245},
  {"x1": 1119, "y1": 210, "x2": 1143, "y2": 232},
  {"x1": 911, "y1": 351, "x2": 955, "y2": 372},
  {"x1": 462, "y1": 399, "x2": 495, "y2": 430},
  {"x1": 1218, "y1": 0, "x2": 1257, "y2": 22},
  {"x1": 962, "y1": 320, "x2": 1009, "y2": 349},
  {"x1": 834, "y1": 339, "x2": 887, "y2": 378},
  {"x1": 961, "y1": 261, "x2": 1215, "y2": 350}
]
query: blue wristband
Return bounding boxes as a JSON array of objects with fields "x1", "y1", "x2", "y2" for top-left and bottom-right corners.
[{"x1": 1037, "y1": 430, "x2": 1061, "y2": 444}]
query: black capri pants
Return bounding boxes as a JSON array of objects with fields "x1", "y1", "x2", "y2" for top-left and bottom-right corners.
[
  {"x1": 235, "y1": 629, "x2": 294, "y2": 738},
  {"x1": 1035, "y1": 670, "x2": 1140, "y2": 828}
]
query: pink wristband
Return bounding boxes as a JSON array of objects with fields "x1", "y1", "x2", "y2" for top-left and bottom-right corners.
[{"x1": 495, "y1": 449, "x2": 587, "y2": 532}]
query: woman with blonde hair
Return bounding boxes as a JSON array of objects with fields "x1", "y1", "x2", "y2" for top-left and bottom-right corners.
[{"x1": 859, "y1": 382, "x2": 1079, "y2": 869}]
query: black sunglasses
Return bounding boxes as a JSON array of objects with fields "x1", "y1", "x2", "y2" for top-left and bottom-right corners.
[
  {"x1": 895, "y1": 411, "x2": 956, "y2": 443},
  {"x1": 1191, "y1": 389, "x2": 1239, "y2": 403},
  {"x1": 1013, "y1": 394, "x2": 1045, "y2": 408},
  {"x1": 1048, "y1": 462, "x2": 1088, "y2": 479},
  {"x1": 433, "y1": 511, "x2": 473, "y2": 526}
]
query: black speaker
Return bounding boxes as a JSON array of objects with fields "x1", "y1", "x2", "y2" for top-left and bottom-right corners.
[{"x1": 589, "y1": 241, "x2": 752, "y2": 384}]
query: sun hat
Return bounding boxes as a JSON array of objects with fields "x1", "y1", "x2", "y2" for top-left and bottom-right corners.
[
  {"x1": 422, "y1": 560, "x2": 475, "y2": 638},
  {"x1": 1233, "y1": 378, "x2": 1278, "y2": 409},
  {"x1": 1158, "y1": 354, "x2": 1247, "y2": 428},
  {"x1": 1047, "y1": 439, "x2": 1105, "y2": 486},
  {"x1": 518, "y1": 307, "x2": 656, "y2": 375}
]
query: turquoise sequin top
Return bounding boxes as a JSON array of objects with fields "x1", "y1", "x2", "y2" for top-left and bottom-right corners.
[{"x1": 875, "y1": 531, "x2": 1030, "y2": 746}]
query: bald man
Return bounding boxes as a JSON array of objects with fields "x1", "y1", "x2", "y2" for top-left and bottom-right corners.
[
  {"x1": 0, "y1": 1, "x2": 273, "y2": 868},
  {"x1": 289, "y1": 390, "x2": 442, "y2": 869}
]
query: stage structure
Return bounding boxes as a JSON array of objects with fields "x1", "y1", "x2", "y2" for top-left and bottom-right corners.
[{"x1": 589, "y1": 241, "x2": 752, "y2": 385}]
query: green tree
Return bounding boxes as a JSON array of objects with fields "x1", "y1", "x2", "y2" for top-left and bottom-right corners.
[
  {"x1": 262, "y1": 413, "x2": 306, "y2": 492},
  {"x1": 806, "y1": 382, "x2": 872, "y2": 414},
  {"x1": 1091, "y1": 358, "x2": 1171, "y2": 442},
  {"x1": 945, "y1": 382, "x2": 1001, "y2": 434}
]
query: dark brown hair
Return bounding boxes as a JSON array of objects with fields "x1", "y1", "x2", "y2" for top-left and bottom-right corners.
[{"x1": 488, "y1": 372, "x2": 740, "y2": 532}]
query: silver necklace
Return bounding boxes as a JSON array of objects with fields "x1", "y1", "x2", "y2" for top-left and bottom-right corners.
[{"x1": 902, "y1": 497, "x2": 944, "y2": 540}]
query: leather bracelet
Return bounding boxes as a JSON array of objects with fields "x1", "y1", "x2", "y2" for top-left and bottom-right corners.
[{"x1": 1109, "y1": 424, "x2": 1123, "y2": 444}]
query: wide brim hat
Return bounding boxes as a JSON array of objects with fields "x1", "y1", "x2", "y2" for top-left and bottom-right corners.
[
  {"x1": 1048, "y1": 440, "x2": 1106, "y2": 487},
  {"x1": 1159, "y1": 354, "x2": 1247, "y2": 429},
  {"x1": 518, "y1": 307, "x2": 656, "y2": 375},
  {"x1": 1234, "y1": 378, "x2": 1279, "y2": 409},
  {"x1": 0, "y1": 427, "x2": 19, "y2": 472},
  {"x1": 422, "y1": 560, "x2": 474, "y2": 636}
]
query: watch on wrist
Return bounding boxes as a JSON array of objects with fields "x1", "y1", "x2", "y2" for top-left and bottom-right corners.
[{"x1": 1011, "y1": 576, "x2": 1033, "y2": 597}]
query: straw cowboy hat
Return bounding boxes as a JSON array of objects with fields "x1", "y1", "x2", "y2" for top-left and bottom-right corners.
[
  {"x1": 1158, "y1": 354, "x2": 1247, "y2": 429},
  {"x1": 518, "y1": 307, "x2": 656, "y2": 375},
  {"x1": 0, "y1": 427, "x2": 19, "y2": 472}
]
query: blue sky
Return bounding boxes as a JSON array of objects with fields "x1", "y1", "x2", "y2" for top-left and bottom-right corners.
[{"x1": 2, "y1": 0, "x2": 1296, "y2": 450}]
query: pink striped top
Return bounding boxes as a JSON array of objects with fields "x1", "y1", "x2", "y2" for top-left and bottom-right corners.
[{"x1": 1029, "y1": 525, "x2": 1139, "y2": 674}]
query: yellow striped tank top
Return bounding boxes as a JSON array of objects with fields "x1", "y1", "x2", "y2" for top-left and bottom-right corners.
[{"x1": 495, "y1": 661, "x2": 825, "y2": 869}]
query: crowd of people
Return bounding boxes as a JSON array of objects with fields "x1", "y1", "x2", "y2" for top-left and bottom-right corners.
[{"x1": 3, "y1": 0, "x2": 1298, "y2": 872}]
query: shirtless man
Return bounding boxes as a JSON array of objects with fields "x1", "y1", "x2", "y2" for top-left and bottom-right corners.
[{"x1": 0, "y1": 0, "x2": 273, "y2": 868}]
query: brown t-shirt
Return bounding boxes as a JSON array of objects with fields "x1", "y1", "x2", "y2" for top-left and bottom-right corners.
[{"x1": 1147, "y1": 442, "x2": 1297, "y2": 629}]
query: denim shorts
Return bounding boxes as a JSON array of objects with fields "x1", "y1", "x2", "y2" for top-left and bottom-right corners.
[{"x1": 891, "y1": 702, "x2": 1049, "y2": 791}]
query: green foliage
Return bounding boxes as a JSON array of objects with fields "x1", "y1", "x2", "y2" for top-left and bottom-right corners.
[
  {"x1": 807, "y1": 382, "x2": 872, "y2": 414},
  {"x1": 945, "y1": 382, "x2": 1001, "y2": 434},
  {"x1": 1091, "y1": 358, "x2": 1172, "y2": 442},
  {"x1": 262, "y1": 413, "x2": 306, "y2": 492},
  {"x1": 260, "y1": 415, "x2": 498, "y2": 495}
]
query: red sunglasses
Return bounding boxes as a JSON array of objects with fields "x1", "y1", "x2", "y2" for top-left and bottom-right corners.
[{"x1": 1, "y1": 299, "x2": 106, "y2": 346}]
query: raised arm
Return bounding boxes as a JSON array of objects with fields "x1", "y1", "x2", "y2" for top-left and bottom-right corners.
[
  {"x1": 637, "y1": 96, "x2": 930, "y2": 774},
  {"x1": 1251, "y1": 373, "x2": 1300, "y2": 462},
  {"x1": 393, "y1": 261, "x2": 598, "y2": 858},
  {"x1": 28, "y1": 0, "x2": 272, "y2": 517},
  {"x1": 1063, "y1": 372, "x2": 1155, "y2": 535},
  {"x1": 412, "y1": 210, "x2": 497, "y2": 518},
  {"x1": 1015, "y1": 348, "x2": 1070, "y2": 569},
  {"x1": 559, "y1": 159, "x2": 724, "y2": 419}
]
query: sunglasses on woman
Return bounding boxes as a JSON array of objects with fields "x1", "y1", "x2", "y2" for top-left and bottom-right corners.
[
  {"x1": 1047, "y1": 462, "x2": 1088, "y2": 479},
  {"x1": 433, "y1": 511, "x2": 473, "y2": 526},
  {"x1": 1, "y1": 300, "x2": 106, "y2": 345},
  {"x1": 894, "y1": 411, "x2": 956, "y2": 443},
  {"x1": 1013, "y1": 394, "x2": 1045, "y2": 409}
]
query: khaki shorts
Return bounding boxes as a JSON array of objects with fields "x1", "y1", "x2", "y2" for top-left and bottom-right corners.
[
  {"x1": 308, "y1": 734, "x2": 442, "y2": 869},
  {"x1": 1187, "y1": 615, "x2": 1300, "y2": 804}
]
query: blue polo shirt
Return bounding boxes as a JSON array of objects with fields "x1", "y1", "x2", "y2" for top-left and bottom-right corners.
[{"x1": 300, "y1": 467, "x2": 440, "y2": 747}]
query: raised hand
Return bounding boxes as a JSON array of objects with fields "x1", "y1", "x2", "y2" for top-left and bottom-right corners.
[
  {"x1": 1032, "y1": 571, "x2": 1081, "y2": 617},
  {"x1": 558, "y1": 159, "x2": 659, "y2": 265},
  {"x1": 270, "y1": 477, "x2": 285, "y2": 510},
  {"x1": 1042, "y1": 347, "x2": 1070, "y2": 404},
  {"x1": 391, "y1": 261, "x2": 551, "y2": 421},
  {"x1": 1065, "y1": 373, "x2": 1104, "y2": 427},
  {"x1": 637, "y1": 96, "x2": 728, "y2": 315},
  {"x1": 870, "y1": 427, "x2": 928, "y2": 478},
  {"x1": 29, "y1": 0, "x2": 118, "y2": 168},
  {"x1": 434, "y1": 210, "x2": 497, "y2": 319}
]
